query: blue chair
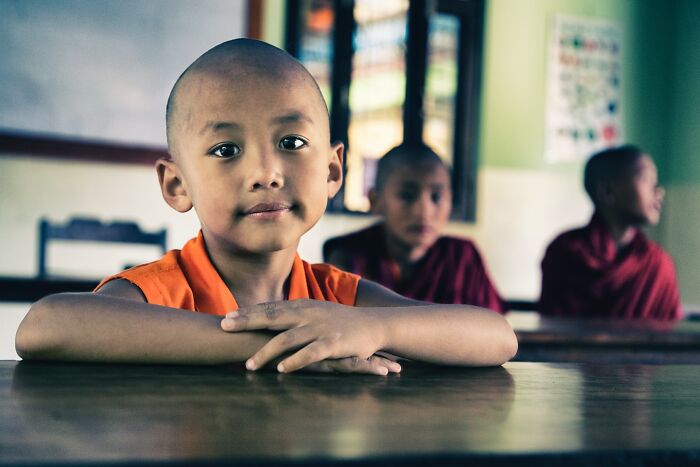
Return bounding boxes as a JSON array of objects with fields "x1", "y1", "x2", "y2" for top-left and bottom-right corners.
[{"x1": 37, "y1": 218, "x2": 167, "y2": 279}]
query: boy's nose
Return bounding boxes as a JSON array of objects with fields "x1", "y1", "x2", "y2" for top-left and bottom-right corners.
[
  {"x1": 251, "y1": 174, "x2": 283, "y2": 191},
  {"x1": 656, "y1": 185, "x2": 665, "y2": 200},
  {"x1": 252, "y1": 174, "x2": 282, "y2": 190},
  {"x1": 248, "y1": 151, "x2": 285, "y2": 191},
  {"x1": 412, "y1": 192, "x2": 434, "y2": 217}
]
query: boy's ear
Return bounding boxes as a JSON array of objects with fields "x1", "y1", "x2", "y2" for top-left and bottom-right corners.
[
  {"x1": 327, "y1": 140, "x2": 344, "y2": 198},
  {"x1": 156, "y1": 157, "x2": 193, "y2": 213},
  {"x1": 596, "y1": 180, "x2": 616, "y2": 207}
]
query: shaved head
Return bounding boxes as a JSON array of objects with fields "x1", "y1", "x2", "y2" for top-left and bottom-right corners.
[
  {"x1": 584, "y1": 145, "x2": 646, "y2": 205},
  {"x1": 165, "y1": 38, "x2": 328, "y2": 158},
  {"x1": 374, "y1": 142, "x2": 450, "y2": 193}
]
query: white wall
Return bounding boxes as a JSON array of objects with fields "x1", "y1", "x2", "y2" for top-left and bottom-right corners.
[
  {"x1": 0, "y1": 155, "x2": 199, "y2": 277},
  {"x1": 663, "y1": 185, "x2": 700, "y2": 310}
]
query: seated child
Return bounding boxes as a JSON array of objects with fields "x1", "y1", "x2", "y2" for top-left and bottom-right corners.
[
  {"x1": 324, "y1": 143, "x2": 505, "y2": 312},
  {"x1": 539, "y1": 145, "x2": 682, "y2": 320},
  {"x1": 16, "y1": 39, "x2": 517, "y2": 373}
]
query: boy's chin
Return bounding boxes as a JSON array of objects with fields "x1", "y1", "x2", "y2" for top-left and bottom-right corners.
[
  {"x1": 400, "y1": 234, "x2": 438, "y2": 250},
  {"x1": 227, "y1": 236, "x2": 299, "y2": 255},
  {"x1": 645, "y1": 215, "x2": 661, "y2": 227}
]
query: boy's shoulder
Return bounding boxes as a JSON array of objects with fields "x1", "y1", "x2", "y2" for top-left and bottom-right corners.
[
  {"x1": 430, "y1": 235, "x2": 488, "y2": 267},
  {"x1": 436, "y1": 234, "x2": 480, "y2": 250},
  {"x1": 326, "y1": 223, "x2": 383, "y2": 244},
  {"x1": 297, "y1": 258, "x2": 361, "y2": 305},
  {"x1": 322, "y1": 223, "x2": 384, "y2": 258},
  {"x1": 96, "y1": 248, "x2": 195, "y2": 310}
]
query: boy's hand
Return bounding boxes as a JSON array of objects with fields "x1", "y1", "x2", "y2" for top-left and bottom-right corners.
[
  {"x1": 221, "y1": 300, "x2": 399, "y2": 375},
  {"x1": 303, "y1": 355, "x2": 400, "y2": 375}
]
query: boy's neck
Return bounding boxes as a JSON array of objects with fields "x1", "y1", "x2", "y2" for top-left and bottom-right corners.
[
  {"x1": 206, "y1": 242, "x2": 299, "y2": 308},
  {"x1": 382, "y1": 229, "x2": 430, "y2": 272},
  {"x1": 597, "y1": 210, "x2": 639, "y2": 249}
]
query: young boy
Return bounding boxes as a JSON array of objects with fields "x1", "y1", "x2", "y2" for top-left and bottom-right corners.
[
  {"x1": 324, "y1": 143, "x2": 504, "y2": 312},
  {"x1": 16, "y1": 39, "x2": 517, "y2": 373},
  {"x1": 539, "y1": 145, "x2": 682, "y2": 320}
]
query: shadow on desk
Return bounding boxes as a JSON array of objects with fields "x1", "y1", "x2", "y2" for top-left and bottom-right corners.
[
  {"x1": 7, "y1": 361, "x2": 515, "y2": 463},
  {"x1": 3, "y1": 360, "x2": 700, "y2": 466}
]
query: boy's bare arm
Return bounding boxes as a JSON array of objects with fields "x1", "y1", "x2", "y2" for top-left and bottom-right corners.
[
  {"x1": 15, "y1": 280, "x2": 272, "y2": 365},
  {"x1": 16, "y1": 280, "x2": 401, "y2": 374},
  {"x1": 221, "y1": 279, "x2": 518, "y2": 372},
  {"x1": 354, "y1": 280, "x2": 518, "y2": 366}
]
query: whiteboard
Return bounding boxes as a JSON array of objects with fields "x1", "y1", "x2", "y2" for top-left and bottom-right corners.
[{"x1": 0, "y1": 0, "x2": 247, "y2": 147}]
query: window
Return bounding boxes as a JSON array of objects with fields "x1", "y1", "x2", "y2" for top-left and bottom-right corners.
[{"x1": 287, "y1": 0, "x2": 484, "y2": 220}]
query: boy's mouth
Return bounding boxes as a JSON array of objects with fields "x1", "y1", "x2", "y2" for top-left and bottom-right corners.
[
  {"x1": 241, "y1": 202, "x2": 294, "y2": 219},
  {"x1": 406, "y1": 224, "x2": 434, "y2": 235}
]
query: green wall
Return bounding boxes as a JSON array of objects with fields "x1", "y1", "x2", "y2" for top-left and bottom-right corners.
[
  {"x1": 667, "y1": 0, "x2": 700, "y2": 185},
  {"x1": 479, "y1": 0, "x2": 674, "y2": 175}
]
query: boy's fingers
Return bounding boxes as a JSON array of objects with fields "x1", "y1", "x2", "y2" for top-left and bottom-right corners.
[
  {"x1": 276, "y1": 340, "x2": 333, "y2": 373},
  {"x1": 322, "y1": 356, "x2": 402, "y2": 375},
  {"x1": 245, "y1": 327, "x2": 316, "y2": 371},
  {"x1": 222, "y1": 303, "x2": 301, "y2": 332},
  {"x1": 372, "y1": 356, "x2": 402, "y2": 373}
]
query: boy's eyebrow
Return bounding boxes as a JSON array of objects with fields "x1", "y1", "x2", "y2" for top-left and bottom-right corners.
[
  {"x1": 398, "y1": 181, "x2": 448, "y2": 190},
  {"x1": 198, "y1": 113, "x2": 313, "y2": 135},
  {"x1": 200, "y1": 121, "x2": 242, "y2": 135},
  {"x1": 270, "y1": 111, "x2": 314, "y2": 126}
]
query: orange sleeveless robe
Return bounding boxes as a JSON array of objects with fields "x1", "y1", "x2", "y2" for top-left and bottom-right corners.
[{"x1": 96, "y1": 231, "x2": 360, "y2": 316}]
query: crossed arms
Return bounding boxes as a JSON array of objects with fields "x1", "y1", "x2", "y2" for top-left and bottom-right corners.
[{"x1": 16, "y1": 278, "x2": 517, "y2": 374}]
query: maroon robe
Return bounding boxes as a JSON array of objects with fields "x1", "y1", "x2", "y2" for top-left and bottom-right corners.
[
  {"x1": 539, "y1": 214, "x2": 682, "y2": 320},
  {"x1": 323, "y1": 223, "x2": 505, "y2": 312}
]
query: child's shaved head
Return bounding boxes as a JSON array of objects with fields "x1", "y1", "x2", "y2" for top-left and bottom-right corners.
[
  {"x1": 584, "y1": 145, "x2": 645, "y2": 205},
  {"x1": 584, "y1": 144, "x2": 663, "y2": 226},
  {"x1": 374, "y1": 142, "x2": 449, "y2": 193},
  {"x1": 165, "y1": 38, "x2": 329, "y2": 159},
  {"x1": 156, "y1": 38, "x2": 345, "y2": 256}
]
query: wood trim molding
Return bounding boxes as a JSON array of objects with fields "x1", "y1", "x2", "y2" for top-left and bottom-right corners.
[{"x1": 0, "y1": 130, "x2": 169, "y2": 165}]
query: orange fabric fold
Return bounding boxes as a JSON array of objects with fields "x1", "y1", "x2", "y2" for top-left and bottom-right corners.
[{"x1": 96, "y1": 231, "x2": 360, "y2": 315}]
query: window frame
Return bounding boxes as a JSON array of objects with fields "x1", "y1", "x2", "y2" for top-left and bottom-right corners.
[{"x1": 286, "y1": 0, "x2": 485, "y2": 221}]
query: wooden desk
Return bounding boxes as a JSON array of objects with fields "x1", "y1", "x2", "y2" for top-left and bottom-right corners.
[
  {"x1": 1, "y1": 361, "x2": 698, "y2": 466},
  {"x1": 511, "y1": 313, "x2": 700, "y2": 364}
]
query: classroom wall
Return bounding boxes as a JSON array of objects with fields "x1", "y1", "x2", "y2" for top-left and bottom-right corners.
[
  {"x1": 662, "y1": 0, "x2": 700, "y2": 307},
  {"x1": 302, "y1": 0, "x2": 685, "y2": 301},
  {"x1": 0, "y1": 0, "x2": 247, "y2": 277},
  {"x1": 465, "y1": 0, "x2": 675, "y2": 299},
  {"x1": 1, "y1": 0, "x2": 696, "y2": 306}
]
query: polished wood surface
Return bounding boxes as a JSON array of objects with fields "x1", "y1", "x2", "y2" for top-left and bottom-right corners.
[
  {"x1": 1, "y1": 360, "x2": 698, "y2": 466},
  {"x1": 511, "y1": 313, "x2": 700, "y2": 363}
]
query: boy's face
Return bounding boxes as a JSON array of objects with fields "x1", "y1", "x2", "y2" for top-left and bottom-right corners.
[
  {"x1": 163, "y1": 68, "x2": 342, "y2": 254},
  {"x1": 371, "y1": 163, "x2": 452, "y2": 250},
  {"x1": 610, "y1": 155, "x2": 664, "y2": 226}
]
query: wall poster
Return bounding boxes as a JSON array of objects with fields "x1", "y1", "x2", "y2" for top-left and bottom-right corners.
[{"x1": 545, "y1": 14, "x2": 623, "y2": 163}]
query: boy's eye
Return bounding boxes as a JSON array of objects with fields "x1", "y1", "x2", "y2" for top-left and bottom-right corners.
[
  {"x1": 431, "y1": 192, "x2": 442, "y2": 204},
  {"x1": 279, "y1": 136, "x2": 307, "y2": 151},
  {"x1": 210, "y1": 143, "x2": 241, "y2": 158},
  {"x1": 398, "y1": 191, "x2": 418, "y2": 203}
]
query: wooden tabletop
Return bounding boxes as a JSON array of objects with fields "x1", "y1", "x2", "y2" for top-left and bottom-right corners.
[
  {"x1": 509, "y1": 313, "x2": 700, "y2": 363},
  {"x1": 1, "y1": 360, "x2": 698, "y2": 466}
]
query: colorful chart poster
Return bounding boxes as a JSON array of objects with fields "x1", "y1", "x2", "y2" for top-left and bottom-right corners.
[{"x1": 545, "y1": 14, "x2": 623, "y2": 163}]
